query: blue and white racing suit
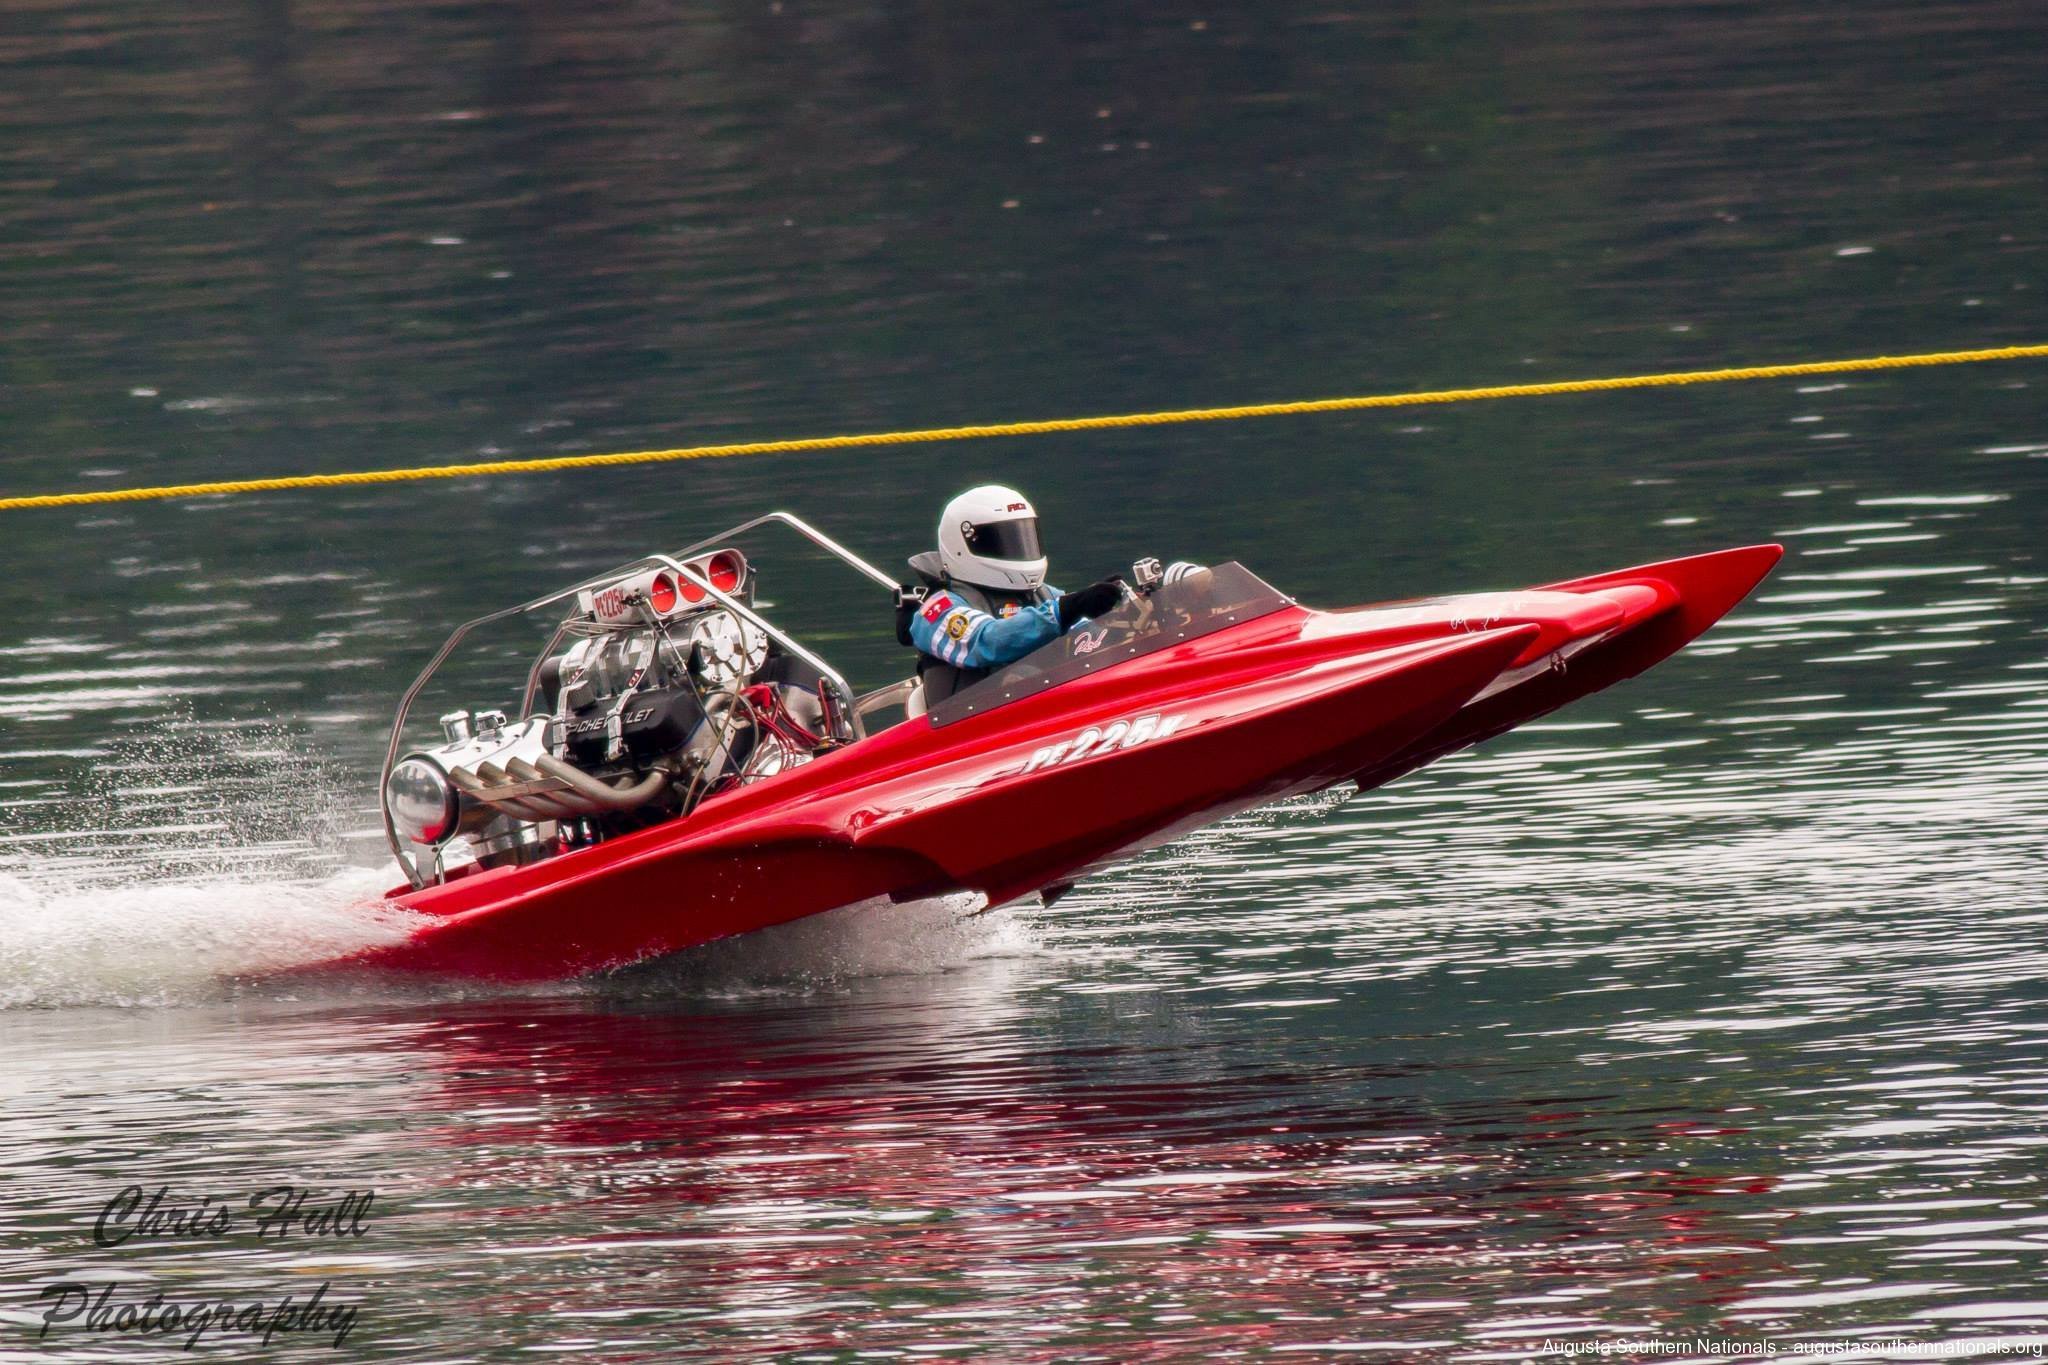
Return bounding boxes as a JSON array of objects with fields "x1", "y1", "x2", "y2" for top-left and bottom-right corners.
[{"x1": 908, "y1": 585, "x2": 1067, "y2": 671}]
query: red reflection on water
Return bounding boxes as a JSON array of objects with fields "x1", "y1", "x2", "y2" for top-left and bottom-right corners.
[{"x1": 360, "y1": 999, "x2": 1790, "y2": 1354}]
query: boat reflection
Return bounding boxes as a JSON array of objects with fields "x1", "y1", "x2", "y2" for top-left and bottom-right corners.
[{"x1": 375, "y1": 977, "x2": 1788, "y2": 1353}]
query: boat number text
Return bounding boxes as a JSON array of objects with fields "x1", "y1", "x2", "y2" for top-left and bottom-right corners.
[{"x1": 1019, "y1": 712, "x2": 1188, "y2": 775}]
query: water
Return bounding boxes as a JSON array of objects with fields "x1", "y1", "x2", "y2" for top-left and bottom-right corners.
[{"x1": 3, "y1": 0, "x2": 2046, "y2": 1356}]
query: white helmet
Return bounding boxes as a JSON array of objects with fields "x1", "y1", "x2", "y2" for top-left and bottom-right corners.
[{"x1": 937, "y1": 485, "x2": 1046, "y2": 592}]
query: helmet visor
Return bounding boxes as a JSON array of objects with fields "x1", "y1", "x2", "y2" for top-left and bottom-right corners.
[{"x1": 967, "y1": 517, "x2": 1043, "y2": 562}]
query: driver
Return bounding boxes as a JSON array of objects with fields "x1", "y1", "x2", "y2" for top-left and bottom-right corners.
[{"x1": 896, "y1": 485, "x2": 1125, "y2": 706}]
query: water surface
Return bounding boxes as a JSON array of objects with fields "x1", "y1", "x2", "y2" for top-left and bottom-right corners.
[{"x1": 2, "y1": 0, "x2": 2045, "y2": 1357}]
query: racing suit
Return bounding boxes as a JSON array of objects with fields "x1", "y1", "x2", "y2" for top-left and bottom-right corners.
[
  {"x1": 897, "y1": 551, "x2": 1127, "y2": 706},
  {"x1": 909, "y1": 584, "x2": 1066, "y2": 672}
]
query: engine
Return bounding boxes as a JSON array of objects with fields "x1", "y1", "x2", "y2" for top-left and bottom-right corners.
[{"x1": 384, "y1": 549, "x2": 834, "y2": 874}]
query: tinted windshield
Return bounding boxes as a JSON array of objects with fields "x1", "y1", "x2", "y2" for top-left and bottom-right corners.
[{"x1": 928, "y1": 562, "x2": 1292, "y2": 726}]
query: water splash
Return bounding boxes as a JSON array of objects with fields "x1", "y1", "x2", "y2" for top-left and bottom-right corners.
[
  {"x1": 0, "y1": 866, "x2": 414, "y2": 1009},
  {"x1": 0, "y1": 714, "x2": 411, "y2": 1008}
]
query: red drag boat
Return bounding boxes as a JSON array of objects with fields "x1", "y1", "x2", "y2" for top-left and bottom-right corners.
[{"x1": 334, "y1": 513, "x2": 1780, "y2": 981}]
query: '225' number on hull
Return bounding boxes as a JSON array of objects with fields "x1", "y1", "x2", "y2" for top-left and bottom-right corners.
[{"x1": 1018, "y1": 713, "x2": 1187, "y2": 775}]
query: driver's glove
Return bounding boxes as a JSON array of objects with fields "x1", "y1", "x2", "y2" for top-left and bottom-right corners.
[{"x1": 1056, "y1": 578, "x2": 1126, "y2": 630}]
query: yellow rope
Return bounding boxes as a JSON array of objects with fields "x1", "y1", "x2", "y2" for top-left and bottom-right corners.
[{"x1": 5, "y1": 343, "x2": 2045, "y2": 512}]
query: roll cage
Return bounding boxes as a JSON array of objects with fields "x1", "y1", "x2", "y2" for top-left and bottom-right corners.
[{"x1": 380, "y1": 512, "x2": 897, "y2": 886}]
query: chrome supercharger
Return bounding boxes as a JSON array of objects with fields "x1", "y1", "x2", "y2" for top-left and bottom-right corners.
[{"x1": 384, "y1": 547, "x2": 841, "y2": 884}]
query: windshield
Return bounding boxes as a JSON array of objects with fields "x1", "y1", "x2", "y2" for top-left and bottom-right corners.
[{"x1": 928, "y1": 562, "x2": 1292, "y2": 726}]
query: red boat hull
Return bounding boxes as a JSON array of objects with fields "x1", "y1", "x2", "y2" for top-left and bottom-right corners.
[{"x1": 332, "y1": 545, "x2": 1781, "y2": 981}]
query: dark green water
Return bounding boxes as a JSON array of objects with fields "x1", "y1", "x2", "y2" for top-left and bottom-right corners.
[{"x1": 3, "y1": 0, "x2": 2045, "y2": 1358}]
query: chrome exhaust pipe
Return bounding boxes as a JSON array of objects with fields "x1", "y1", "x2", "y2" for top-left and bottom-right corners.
[
  {"x1": 505, "y1": 759, "x2": 592, "y2": 821},
  {"x1": 453, "y1": 763, "x2": 570, "y2": 823},
  {"x1": 449, "y1": 756, "x2": 668, "y2": 820},
  {"x1": 534, "y1": 754, "x2": 670, "y2": 811}
]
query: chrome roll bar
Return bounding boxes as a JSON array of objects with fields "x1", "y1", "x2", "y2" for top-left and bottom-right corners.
[
  {"x1": 380, "y1": 599, "x2": 541, "y2": 889},
  {"x1": 673, "y1": 510, "x2": 898, "y2": 590},
  {"x1": 380, "y1": 510, "x2": 893, "y2": 888}
]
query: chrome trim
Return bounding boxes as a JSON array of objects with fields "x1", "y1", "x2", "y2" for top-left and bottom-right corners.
[
  {"x1": 381, "y1": 599, "x2": 537, "y2": 888},
  {"x1": 852, "y1": 677, "x2": 920, "y2": 733},
  {"x1": 673, "y1": 510, "x2": 898, "y2": 590}
]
